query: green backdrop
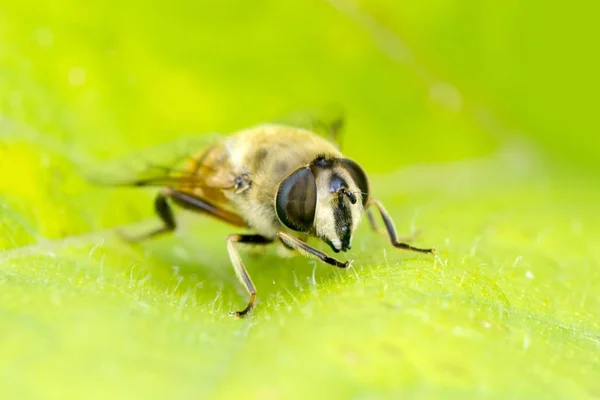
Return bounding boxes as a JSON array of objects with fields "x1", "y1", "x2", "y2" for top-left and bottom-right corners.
[{"x1": 1, "y1": 1, "x2": 599, "y2": 399}]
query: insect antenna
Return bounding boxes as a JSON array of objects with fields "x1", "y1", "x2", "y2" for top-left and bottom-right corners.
[
  {"x1": 337, "y1": 188, "x2": 358, "y2": 204},
  {"x1": 349, "y1": 190, "x2": 369, "y2": 197}
]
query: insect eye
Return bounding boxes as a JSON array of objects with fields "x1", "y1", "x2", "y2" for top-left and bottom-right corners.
[
  {"x1": 339, "y1": 159, "x2": 370, "y2": 206},
  {"x1": 275, "y1": 167, "x2": 317, "y2": 232}
]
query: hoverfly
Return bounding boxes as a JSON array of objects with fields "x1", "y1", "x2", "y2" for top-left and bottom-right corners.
[{"x1": 104, "y1": 120, "x2": 434, "y2": 317}]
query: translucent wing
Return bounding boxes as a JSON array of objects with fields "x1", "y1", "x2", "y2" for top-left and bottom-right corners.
[
  {"x1": 84, "y1": 133, "x2": 226, "y2": 189},
  {"x1": 271, "y1": 105, "x2": 345, "y2": 149}
]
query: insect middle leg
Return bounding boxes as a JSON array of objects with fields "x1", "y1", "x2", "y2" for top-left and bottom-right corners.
[
  {"x1": 277, "y1": 232, "x2": 351, "y2": 268},
  {"x1": 227, "y1": 234, "x2": 273, "y2": 317},
  {"x1": 366, "y1": 199, "x2": 434, "y2": 255},
  {"x1": 366, "y1": 208, "x2": 420, "y2": 243}
]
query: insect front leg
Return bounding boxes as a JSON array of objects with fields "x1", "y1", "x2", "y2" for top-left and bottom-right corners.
[
  {"x1": 226, "y1": 234, "x2": 274, "y2": 317},
  {"x1": 366, "y1": 199, "x2": 434, "y2": 255},
  {"x1": 277, "y1": 232, "x2": 351, "y2": 268}
]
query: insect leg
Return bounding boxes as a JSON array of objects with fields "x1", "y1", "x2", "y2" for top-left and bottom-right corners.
[
  {"x1": 366, "y1": 207, "x2": 420, "y2": 242},
  {"x1": 120, "y1": 190, "x2": 176, "y2": 242},
  {"x1": 278, "y1": 232, "x2": 351, "y2": 268},
  {"x1": 226, "y1": 234, "x2": 273, "y2": 317},
  {"x1": 120, "y1": 188, "x2": 248, "y2": 242},
  {"x1": 366, "y1": 207, "x2": 385, "y2": 235},
  {"x1": 165, "y1": 188, "x2": 249, "y2": 227},
  {"x1": 366, "y1": 199, "x2": 434, "y2": 254}
]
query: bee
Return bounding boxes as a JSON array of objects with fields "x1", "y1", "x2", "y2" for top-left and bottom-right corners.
[{"x1": 111, "y1": 122, "x2": 434, "y2": 317}]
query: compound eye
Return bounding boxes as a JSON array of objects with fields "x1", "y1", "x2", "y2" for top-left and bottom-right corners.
[
  {"x1": 275, "y1": 167, "x2": 317, "y2": 232},
  {"x1": 339, "y1": 159, "x2": 370, "y2": 206}
]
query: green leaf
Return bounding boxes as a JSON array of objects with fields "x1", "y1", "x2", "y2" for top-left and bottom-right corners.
[{"x1": 1, "y1": 1, "x2": 599, "y2": 399}]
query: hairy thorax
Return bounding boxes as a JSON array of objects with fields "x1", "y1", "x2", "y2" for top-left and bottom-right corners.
[{"x1": 225, "y1": 125, "x2": 341, "y2": 237}]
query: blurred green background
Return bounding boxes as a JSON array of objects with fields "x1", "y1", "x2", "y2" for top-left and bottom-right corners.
[{"x1": 1, "y1": 1, "x2": 599, "y2": 399}]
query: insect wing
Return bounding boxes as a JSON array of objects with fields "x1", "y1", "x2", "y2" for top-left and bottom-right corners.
[
  {"x1": 85, "y1": 133, "x2": 224, "y2": 189},
  {"x1": 272, "y1": 106, "x2": 345, "y2": 149}
]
